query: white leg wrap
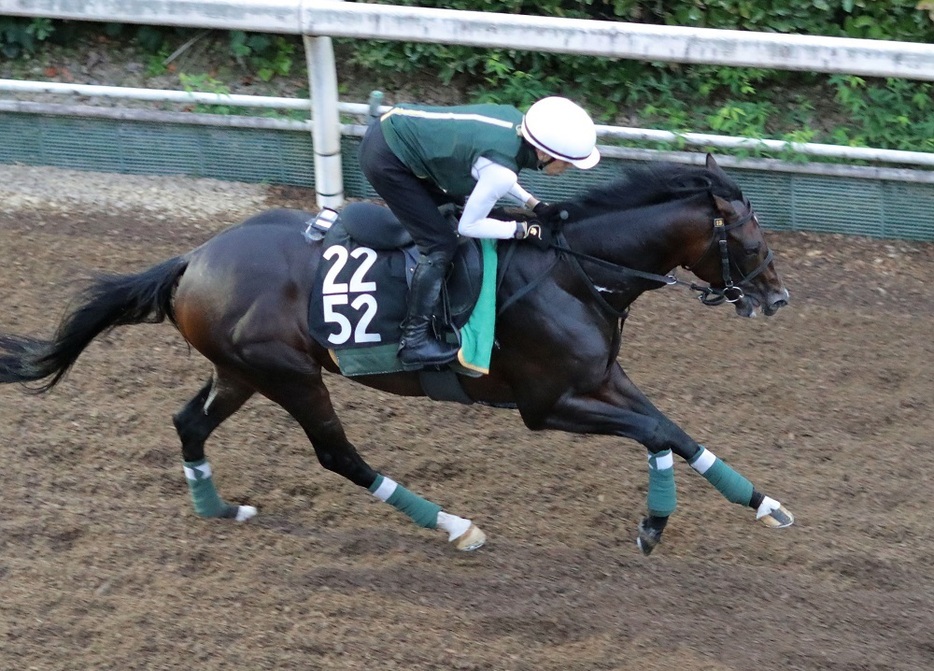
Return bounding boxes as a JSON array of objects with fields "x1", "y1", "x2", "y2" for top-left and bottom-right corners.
[
  {"x1": 371, "y1": 476, "x2": 398, "y2": 502},
  {"x1": 436, "y1": 511, "x2": 471, "y2": 542},
  {"x1": 756, "y1": 496, "x2": 781, "y2": 520},
  {"x1": 690, "y1": 447, "x2": 717, "y2": 474},
  {"x1": 235, "y1": 505, "x2": 258, "y2": 522},
  {"x1": 183, "y1": 461, "x2": 213, "y2": 480}
]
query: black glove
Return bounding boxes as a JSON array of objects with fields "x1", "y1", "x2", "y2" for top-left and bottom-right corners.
[
  {"x1": 532, "y1": 201, "x2": 568, "y2": 224},
  {"x1": 514, "y1": 220, "x2": 553, "y2": 249}
]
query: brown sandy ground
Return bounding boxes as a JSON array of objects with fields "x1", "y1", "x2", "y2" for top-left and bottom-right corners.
[{"x1": 0, "y1": 167, "x2": 932, "y2": 671}]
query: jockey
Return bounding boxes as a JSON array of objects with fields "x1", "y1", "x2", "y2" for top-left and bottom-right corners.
[{"x1": 358, "y1": 96, "x2": 601, "y2": 369}]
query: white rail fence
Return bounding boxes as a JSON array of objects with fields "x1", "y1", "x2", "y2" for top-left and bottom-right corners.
[{"x1": 2, "y1": 0, "x2": 934, "y2": 206}]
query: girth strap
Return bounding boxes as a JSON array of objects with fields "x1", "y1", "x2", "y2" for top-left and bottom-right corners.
[{"x1": 419, "y1": 369, "x2": 474, "y2": 405}]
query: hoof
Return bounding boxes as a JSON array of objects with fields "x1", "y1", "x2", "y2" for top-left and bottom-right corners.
[
  {"x1": 235, "y1": 505, "x2": 258, "y2": 522},
  {"x1": 451, "y1": 524, "x2": 486, "y2": 551},
  {"x1": 636, "y1": 518, "x2": 663, "y2": 556},
  {"x1": 758, "y1": 504, "x2": 794, "y2": 528},
  {"x1": 756, "y1": 497, "x2": 794, "y2": 529}
]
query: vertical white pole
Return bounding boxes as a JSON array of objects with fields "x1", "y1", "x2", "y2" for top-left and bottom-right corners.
[{"x1": 303, "y1": 33, "x2": 344, "y2": 209}]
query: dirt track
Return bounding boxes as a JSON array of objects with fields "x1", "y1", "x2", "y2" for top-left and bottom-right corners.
[{"x1": 1, "y1": 166, "x2": 932, "y2": 671}]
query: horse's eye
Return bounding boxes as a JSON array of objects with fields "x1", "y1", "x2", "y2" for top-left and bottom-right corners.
[{"x1": 744, "y1": 243, "x2": 761, "y2": 257}]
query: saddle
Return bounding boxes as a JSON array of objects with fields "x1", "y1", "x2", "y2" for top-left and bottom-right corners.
[{"x1": 307, "y1": 202, "x2": 485, "y2": 368}]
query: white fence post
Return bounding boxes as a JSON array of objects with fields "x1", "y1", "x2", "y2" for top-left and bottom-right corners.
[{"x1": 303, "y1": 33, "x2": 343, "y2": 208}]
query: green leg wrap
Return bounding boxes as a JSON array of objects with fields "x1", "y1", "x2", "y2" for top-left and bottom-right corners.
[
  {"x1": 369, "y1": 474, "x2": 440, "y2": 529},
  {"x1": 646, "y1": 450, "x2": 677, "y2": 517},
  {"x1": 184, "y1": 459, "x2": 234, "y2": 518},
  {"x1": 690, "y1": 448, "x2": 754, "y2": 505}
]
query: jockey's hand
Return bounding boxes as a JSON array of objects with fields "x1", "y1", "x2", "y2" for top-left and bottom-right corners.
[
  {"x1": 532, "y1": 201, "x2": 567, "y2": 224},
  {"x1": 514, "y1": 220, "x2": 553, "y2": 249}
]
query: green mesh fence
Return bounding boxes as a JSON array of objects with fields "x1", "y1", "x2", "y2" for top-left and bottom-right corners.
[
  {"x1": 1, "y1": 112, "x2": 932, "y2": 241},
  {"x1": 0, "y1": 113, "x2": 316, "y2": 184}
]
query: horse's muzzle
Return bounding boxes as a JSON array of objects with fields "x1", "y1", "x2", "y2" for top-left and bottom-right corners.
[
  {"x1": 734, "y1": 287, "x2": 789, "y2": 318},
  {"x1": 761, "y1": 286, "x2": 790, "y2": 316},
  {"x1": 764, "y1": 297, "x2": 788, "y2": 316}
]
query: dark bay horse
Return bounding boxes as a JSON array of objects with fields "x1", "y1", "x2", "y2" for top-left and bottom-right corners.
[{"x1": 0, "y1": 154, "x2": 792, "y2": 555}]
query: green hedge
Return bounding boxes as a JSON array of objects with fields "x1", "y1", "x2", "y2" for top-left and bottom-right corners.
[{"x1": 347, "y1": 1, "x2": 934, "y2": 156}]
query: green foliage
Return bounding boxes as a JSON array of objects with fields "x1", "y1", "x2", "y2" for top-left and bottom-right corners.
[
  {"x1": 6, "y1": 4, "x2": 934, "y2": 160},
  {"x1": 0, "y1": 17, "x2": 54, "y2": 58},
  {"x1": 135, "y1": 25, "x2": 170, "y2": 53},
  {"x1": 178, "y1": 67, "x2": 307, "y2": 122},
  {"x1": 118, "y1": 27, "x2": 298, "y2": 82},
  {"x1": 828, "y1": 75, "x2": 934, "y2": 151},
  {"x1": 658, "y1": 0, "x2": 932, "y2": 39},
  {"x1": 228, "y1": 32, "x2": 298, "y2": 81},
  {"x1": 179, "y1": 73, "x2": 233, "y2": 114},
  {"x1": 143, "y1": 45, "x2": 174, "y2": 77},
  {"x1": 347, "y1": 0, "x2": 934, "y2": 157}
]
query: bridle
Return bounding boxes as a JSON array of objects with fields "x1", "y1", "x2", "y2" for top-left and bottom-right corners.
[
  {"x1": 548, "y1": 202, "x2": 773, "y2": 311},
  {"x1": 495, "y1": 199, "x2": 775, "y2": 317},
  {"x1": 680, "y1": 204, "x2": 774, "y2": 306}
]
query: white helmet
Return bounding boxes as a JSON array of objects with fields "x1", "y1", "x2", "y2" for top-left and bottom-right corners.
[{"x1": 520, "y1": 96, "x2": 600, "y2": 170}]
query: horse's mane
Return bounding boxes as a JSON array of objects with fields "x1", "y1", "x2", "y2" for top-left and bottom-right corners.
[{"x1": 562, "y1": 162, "x2": 744, "y2": 218}]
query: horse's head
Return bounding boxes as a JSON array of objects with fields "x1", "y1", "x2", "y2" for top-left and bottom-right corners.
[
  {"x1": 553, "y1": 154, "x2": 789, "y2": 318},
  {"x1": 681, "y1": 156, "x2": 789, "y2": 318}
]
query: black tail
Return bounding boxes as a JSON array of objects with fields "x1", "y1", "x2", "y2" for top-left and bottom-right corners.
[{"x1": 0, "y1": 256, "x2": 189, "y2": 392}]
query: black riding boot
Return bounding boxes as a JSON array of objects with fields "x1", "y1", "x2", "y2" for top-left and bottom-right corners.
[{"x1": 398, "y1": 252, "x2": 460, "y2": 368}]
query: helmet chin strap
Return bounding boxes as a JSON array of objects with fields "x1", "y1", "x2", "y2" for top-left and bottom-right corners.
[{"x1": 537, "y1": 156, "x2": 556, "y2": 171}]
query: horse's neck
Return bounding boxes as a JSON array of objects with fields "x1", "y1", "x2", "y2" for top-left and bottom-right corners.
[{"x1": 565, "y1": 199, "x2": 698, "y2": 280}]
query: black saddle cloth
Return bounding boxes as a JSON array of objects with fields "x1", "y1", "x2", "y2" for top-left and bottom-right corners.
[{"x1": 307, "y1": 202, "x2": 484, "y2": 351}]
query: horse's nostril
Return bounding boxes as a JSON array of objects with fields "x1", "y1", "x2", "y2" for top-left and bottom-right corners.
[{"x1": 770, "y1": 299, "x2": 788, "y2": 311}]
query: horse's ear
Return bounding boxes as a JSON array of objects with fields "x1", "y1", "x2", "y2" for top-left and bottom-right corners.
[
  {"x1": 706, "y1": 153, "x2": 727, "y2": 178},
  {"x1": 712, "y1": 193, "x2": 737, "y2": 218}
]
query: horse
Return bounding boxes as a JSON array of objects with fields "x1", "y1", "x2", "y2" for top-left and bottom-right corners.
[{"x1": 0, "y1": 154, "x2": 792, "y2": 556}]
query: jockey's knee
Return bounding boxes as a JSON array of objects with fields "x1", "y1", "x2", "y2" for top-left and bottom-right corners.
[{"x1": 415, "y1": 237, "x2": 457, "y2": 262}]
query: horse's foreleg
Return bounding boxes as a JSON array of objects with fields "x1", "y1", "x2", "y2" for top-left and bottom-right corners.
[
  {"x1": 685, "y1": 445, "x2": 793, "y2": 527},
  {"x1": 264, "y1": 375, "x2": 485, "y2": 551},
  {"x1": 536, "y1": 393, "x2": 682, "y2": 553},
  {"x1": 367, "y1": 476, "x2": 486, "y2": 551},
  {"x1": 534, "y1": 366, "x2": 792, "y2": 554},
  {"x1": 636, "y1": 437, "x2": 793, "y2": 554},
  {"x1": 173, "y1": 371, "x2": 256, "y2": 521},
  {"x1": 641, "y1": 413, "x2": 794, "y2": 536}
]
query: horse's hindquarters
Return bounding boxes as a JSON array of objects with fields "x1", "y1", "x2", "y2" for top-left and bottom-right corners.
[{"x1": 174, "y1": 223, "x2": 319, "y2": 362}]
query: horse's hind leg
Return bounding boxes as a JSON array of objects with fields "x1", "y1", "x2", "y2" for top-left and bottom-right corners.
[
  {"x1": 173, "y1": 369, "x2": 257, "y2": 522},
  {"x1": 259, "y1": 374, "x2": 485, "y2": 551}
]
